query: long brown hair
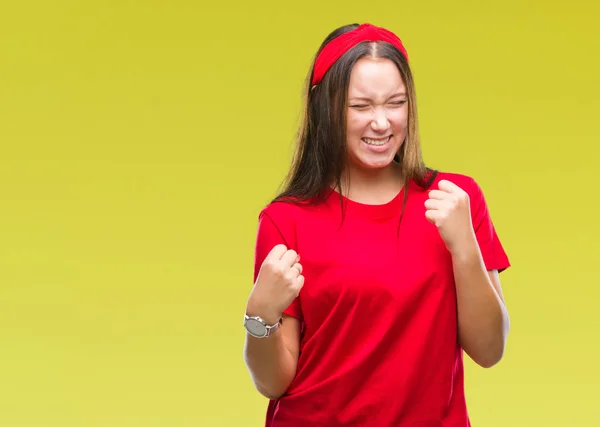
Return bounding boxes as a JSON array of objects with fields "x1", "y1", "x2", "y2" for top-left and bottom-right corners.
[{"x1": 274, "y1": 23, "x2": 436, "y2": 206}]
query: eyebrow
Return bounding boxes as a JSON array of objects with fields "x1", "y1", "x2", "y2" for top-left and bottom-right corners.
[{"x1": 348, "y1": 92, "x2": 407, "y2": 101}]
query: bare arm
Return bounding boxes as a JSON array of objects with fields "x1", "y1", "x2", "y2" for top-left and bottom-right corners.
[
  {"x1": 425, "y1": 179, "x2": 510, "y2": 369},
  {"x1": 243, "y1": 244, "x2": 304, "y2": 400},
  {"x1": 452, "y1": 238, "x2": 510, "y2": 368},
  {"x1": 243, "y1": 314, "x2": 301, "y2": 400}
]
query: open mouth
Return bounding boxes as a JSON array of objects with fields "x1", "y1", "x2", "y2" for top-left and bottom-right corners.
[{"x1": 362, "y1": 135, "x2": 392, "y2": 146}]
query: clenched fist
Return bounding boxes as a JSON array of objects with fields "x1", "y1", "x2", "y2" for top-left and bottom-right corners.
[
  {"x1": 425, "y1": 179, "x2": 476, "y2": 255},
  {"x1": 246, "y1": 244, "x2": 305, "y2": 325}
]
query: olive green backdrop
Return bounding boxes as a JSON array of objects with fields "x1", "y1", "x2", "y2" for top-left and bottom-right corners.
[{"x1": 1, "y1": 0, "x2": 598, "y2": 425}]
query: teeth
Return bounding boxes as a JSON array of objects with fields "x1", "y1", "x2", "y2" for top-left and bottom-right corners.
[{"x1": 363, "y1": 136, "x2": 391, "y2": 146}]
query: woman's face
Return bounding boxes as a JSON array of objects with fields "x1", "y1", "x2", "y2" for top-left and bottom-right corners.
[{"x1": 345, "y1": 57, "x2": 408, "y2": 171}]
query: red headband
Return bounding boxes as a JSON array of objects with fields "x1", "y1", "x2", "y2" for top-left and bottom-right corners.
[{"x1": 311, "y1": 23, "x2": 409, "y2": 87}]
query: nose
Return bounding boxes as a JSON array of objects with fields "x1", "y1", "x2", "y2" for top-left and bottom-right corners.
[{"x1": 370, "y1": 107, "x2": 389, "y2": 131}]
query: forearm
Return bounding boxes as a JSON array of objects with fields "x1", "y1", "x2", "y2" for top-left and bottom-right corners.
[
  {"x1": 452, "y1": 237, "x2": 510, "y2": 368},
  {"x1": 243, "y1": 331, "x2": 297, "y2": 400}
]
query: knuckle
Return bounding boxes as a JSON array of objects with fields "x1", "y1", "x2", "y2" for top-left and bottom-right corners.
[
  {"x1": 287, "y1": 249, "x2": 298, "y2": 258},
  {"x1": 269, "y1": 264, "x2": 285, "y2": 277},
  {"x1": 263, "y1": 259, "x2": 276, "y2": 271},
  {"x1": 272, "y1": 244, "x2": 287, "y2": 253}
]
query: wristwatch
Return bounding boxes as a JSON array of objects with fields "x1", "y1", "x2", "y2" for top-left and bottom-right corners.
[{"x1": 244, "y1": 314, "x2": 282, "y2": 338}]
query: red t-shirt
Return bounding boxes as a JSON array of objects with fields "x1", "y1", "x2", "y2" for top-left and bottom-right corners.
[{"x1": 252, "y1": 172, "x2": 510, "y2": 427}]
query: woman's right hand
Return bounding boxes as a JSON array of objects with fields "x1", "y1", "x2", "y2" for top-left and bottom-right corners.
[{"x1": 246, "y1": 244, "x2": 304, "y2": 325}]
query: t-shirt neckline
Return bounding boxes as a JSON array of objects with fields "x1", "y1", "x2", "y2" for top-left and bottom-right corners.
[{"x1": 325, "y1": 183, "x2": 413, "y2": 221}]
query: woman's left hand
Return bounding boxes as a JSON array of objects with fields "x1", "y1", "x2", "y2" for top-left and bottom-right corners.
[{"x1": 425, "y1": 180, "x2": 476, "y2": 254}]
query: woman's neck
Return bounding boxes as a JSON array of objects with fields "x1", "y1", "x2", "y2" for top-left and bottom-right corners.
[{"x1": 336, "y1": 161, "x2": 404, "y2": 205}]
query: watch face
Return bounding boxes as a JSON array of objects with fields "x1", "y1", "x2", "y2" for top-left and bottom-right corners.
[{"x1": 246, "y1": 318, "x2": 267, "y2": 337}]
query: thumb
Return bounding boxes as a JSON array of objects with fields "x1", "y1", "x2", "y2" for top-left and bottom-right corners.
[{"x1": 425, "y1": 209, "x2": 437, "y2": 225}]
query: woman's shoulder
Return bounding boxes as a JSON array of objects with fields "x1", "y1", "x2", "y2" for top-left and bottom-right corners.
[
  {"x1": 259, "y1": 198, "x2": 298, "y2": 221},
  {"x1": 428, "y1": 170, "x2": 481, "y2": 192},
  {"x1": 258, "y1": 192, "x2": 326, "y2": 225},
  {"x1": 427, "y1": 170, "x2": 493, "y2": 210}
]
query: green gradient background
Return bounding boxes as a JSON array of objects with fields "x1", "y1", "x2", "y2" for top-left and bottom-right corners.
[{"x1": 1, "y1": 1, "x2": 598, "y2": 426}]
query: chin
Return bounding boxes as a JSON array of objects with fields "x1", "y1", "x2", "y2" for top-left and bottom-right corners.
[{"x1": 355, "y1": 156, "x2": 396, "y2": 171}]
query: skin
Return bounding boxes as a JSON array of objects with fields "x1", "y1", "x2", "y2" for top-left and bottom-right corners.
[
  {"x1": 244, "y1": 245, "x2": 303, "y2": 400},
  {"x1": 342, "y1": 57, "x2": 408, "y2": 204},
  {"x1": 243, "y1": 56, "x2": 509, "y2": 401},
  {"x1": 425, "y1": 180, "x2": 510, "y2": 368}
]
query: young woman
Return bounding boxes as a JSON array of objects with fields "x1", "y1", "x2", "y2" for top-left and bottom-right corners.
[{"x1": 243, "y1": 22, "x2": 511, "y2": 426}]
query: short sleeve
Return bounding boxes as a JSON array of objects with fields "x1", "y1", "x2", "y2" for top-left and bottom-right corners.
[
  {"x1": 467, "y1": 178, "x2": 511, "y2": 273},
  {"x1": 253, "y1": 206, "x2": 304, "y2": 320}
]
